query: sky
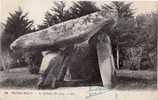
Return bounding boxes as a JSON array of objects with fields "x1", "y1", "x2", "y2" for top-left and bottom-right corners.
[{"x1": 0, "y1": 0, "x2": 158, "y2": 25}]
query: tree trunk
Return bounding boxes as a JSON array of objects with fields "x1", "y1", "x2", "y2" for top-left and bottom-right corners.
[
  {"x1": 0, "y1": 24, "x2": 5, "y2": 70},
  {"x1": 116, "y1": 45, "x2": 119, "y2": 69}
]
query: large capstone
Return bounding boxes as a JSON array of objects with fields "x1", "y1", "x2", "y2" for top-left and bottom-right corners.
[{"x1": 10, "y1": 11, "x2": 115, "y2": 52}]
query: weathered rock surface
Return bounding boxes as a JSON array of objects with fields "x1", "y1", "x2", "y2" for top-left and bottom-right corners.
[
  {"x1": 96, "y1": 33, "x2": 115, "y2": 87},
  {"x1": 10, "y1": 11, "x2": 115, "y2": 52}
]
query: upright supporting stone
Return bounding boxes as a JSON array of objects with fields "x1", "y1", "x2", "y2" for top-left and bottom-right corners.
[{"x1": 96, "y1": 34, "x2": 115, "y2": 88}]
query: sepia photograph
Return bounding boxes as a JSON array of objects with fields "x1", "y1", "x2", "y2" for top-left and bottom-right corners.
[{"x1": 0, "y1": 0, "x2": 157, "y2": 99}]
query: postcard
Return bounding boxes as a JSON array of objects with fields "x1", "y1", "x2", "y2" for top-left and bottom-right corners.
[{"x1": 0, "y1": 0, "x2": 157, "y2": 100}]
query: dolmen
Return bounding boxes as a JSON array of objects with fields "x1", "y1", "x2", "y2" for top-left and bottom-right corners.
[{"x1": 10, "y1": 11, "x2": 116, "y2": 89}]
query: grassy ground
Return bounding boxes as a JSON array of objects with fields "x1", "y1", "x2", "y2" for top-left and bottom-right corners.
[
  {"x1": 0, "y1": 67, "x2": 157, "y2": 90},
  {"x1": 0, "y1": 68, "x2": 39, "y2": 89}
]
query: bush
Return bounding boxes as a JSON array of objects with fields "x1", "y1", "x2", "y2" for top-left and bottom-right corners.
[{"x1": 117, "y1": 12, "x2": 157, "y2": 71}]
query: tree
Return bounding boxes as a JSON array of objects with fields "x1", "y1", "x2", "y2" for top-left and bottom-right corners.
[
  {"x1": 38, "y1": 1, "x2": 72, "y2": 30},
  {"x1": 101, "y1": 1, "x2": 135, "y2": 45},
  {"x1": 102, "y1": 2, "x2": 157, "y2": 71},
  {"x1": 1, "y1": 8, "x2": 34, "y2": 70},
  {"x1": 101, "y1": 1, "x2": 135, "y2": 43},
  {"x1": 70, "y1": 1, "x2": 100, "y2": 18},
  {"x1": 102, "y1": 1, "x2": 134, "y2": 19},
  {"x1": 38, "y1": 1, "x2": 100, "y2": 30},
  {"x1": 3, "y1": 8, "x2": 33, "y2": 49},
  {"x1": 102, "y1": 1, "x2": 135, "y2": 69},
  {"x1": 135, "y1": 13, "x2": 158, "y2": 70}
]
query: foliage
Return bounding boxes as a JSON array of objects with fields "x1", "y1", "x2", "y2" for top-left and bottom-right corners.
[
  {"x1": 102, "y1": 1, "x2": 136, "y2": 69},
  {"x1": 38, "y1": 1, "x2": 72, "y2": 29},
  {"x1": 3, "y1": 8, "x2": 34, "y2": 49},
  {"x1": 101, "y1": 1, "x2": 135, "y2": 46},
  {"x1": 38, "y1": 1, "x2": 99, "y2": 30},
  {"x1": 1, "y1": 8, "x2": 34, "y2": 69},
  {"x1": 102, "y1": 1, "x2": 157, "y2": 70},
  {"x1": 114, "y1": 12, "x2": 157, "y2": 70},
  {"x1": 135, "y1": 13, "x2": 157, "y2": 70},
  {"x1": 69, "y1": 1, "x2": 99, "y2": 18},
  {"x1": 102, "y1": 1, "x2": 134, "y2": 18}
]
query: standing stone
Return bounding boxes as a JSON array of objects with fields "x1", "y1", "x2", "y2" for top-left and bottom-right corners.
[{"x1": 96, "y1": 33, "x2": 115, "y2": 87}]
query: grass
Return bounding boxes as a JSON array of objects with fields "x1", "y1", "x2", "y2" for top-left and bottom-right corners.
[
  {"x1": 0, "y1": 68, "x2": 39, "y2": 89},
  {"x1": 0, "y1": 67, "x2": 157, "y2": 90}
]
